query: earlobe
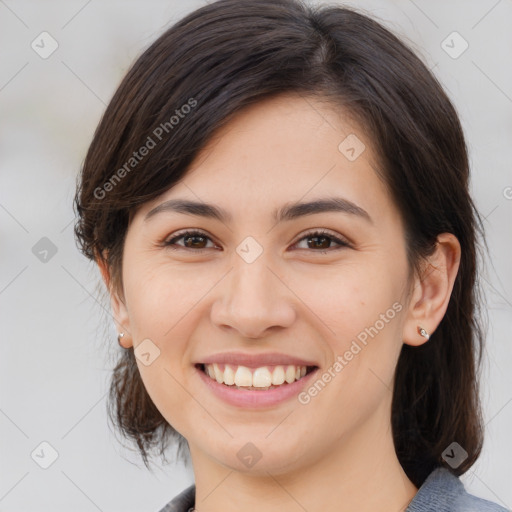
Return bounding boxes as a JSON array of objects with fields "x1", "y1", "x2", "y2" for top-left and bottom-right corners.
[
  {"x1": 402, "y1": 233, "x2": 461, "y2": 347},
  {"x1": 95, "y1": 255, "x2": 134, "y2": 349}
]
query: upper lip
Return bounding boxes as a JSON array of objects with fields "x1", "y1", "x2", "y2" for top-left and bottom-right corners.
[{"x1": 197, "y1": 352, "x2": 319, "y2": 369}]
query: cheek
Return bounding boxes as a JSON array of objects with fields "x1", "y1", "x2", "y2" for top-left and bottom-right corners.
[
  {"x1": 288, "y1": 256, "x2": 403, "y2": 338},
  {"x1": 288, "y1": 258, "x2": 405, "y2": 396},
  {"x1": 122, "y1": 261, "x2": 203, "y2": 434},
  {"x1": 123, "y1": 255, "x2": 205, "y2": 340}
]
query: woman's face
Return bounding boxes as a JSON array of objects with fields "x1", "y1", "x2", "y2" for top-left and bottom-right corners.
[{"x1": 112, "y1": 93, "x2": 423, "y2": 475}]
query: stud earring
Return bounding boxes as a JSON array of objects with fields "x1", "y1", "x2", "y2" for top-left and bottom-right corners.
[
  {"x1": 417, "y1": 326, "x2": 430, "y2": 340},
  {"x1": 117, "y1": 332, "x2": 128, "y2": 348}
]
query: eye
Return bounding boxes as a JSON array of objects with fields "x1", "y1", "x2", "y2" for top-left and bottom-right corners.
[
  {"x1": 163, "y1": 230, "x2": 218, "y2": 252},
  {"x1": 292, "y1": 229, "x2": 351, "y2": 252},
  {"x1": 163, "y1": 228, "x2": 350, "y2": 253}
]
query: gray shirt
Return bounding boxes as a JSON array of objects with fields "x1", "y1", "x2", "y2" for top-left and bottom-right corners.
[{"x1": 156, "y1": 468, "x2": 509, "y2": 512}]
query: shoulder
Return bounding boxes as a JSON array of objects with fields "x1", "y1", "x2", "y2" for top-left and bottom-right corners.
[
  {"x1": 156, "y1": 484, "x2": 195, "y2": 512},
  {"x1": 406, "y1": 467, "x2": 509, "y2": 512}
]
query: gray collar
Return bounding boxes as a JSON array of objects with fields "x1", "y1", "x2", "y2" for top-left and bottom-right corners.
[{"x1": 157, "y1": 467, "x2": 508, "y2": 512}]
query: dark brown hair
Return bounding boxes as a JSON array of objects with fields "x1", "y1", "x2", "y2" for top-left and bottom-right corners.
[{"x1": 74, "y1": 0, "x2": 486, "y2": 487}]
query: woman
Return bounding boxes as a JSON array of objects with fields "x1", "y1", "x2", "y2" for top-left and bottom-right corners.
[{"x1": 74, "y1": 0, "x2": 507, "y2": 510}]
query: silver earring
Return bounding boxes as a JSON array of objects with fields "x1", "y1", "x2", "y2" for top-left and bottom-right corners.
[
  {"x1": 117, "y1": 332, "x2": 126, "y2": 347},
  {"x1": 417, "y1": 326, "x2": 430, "y2": 340}
]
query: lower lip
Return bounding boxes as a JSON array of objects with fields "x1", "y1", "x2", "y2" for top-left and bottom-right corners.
[{"x1": 195, "y1": 365, "x2": 319, "y2": 408}]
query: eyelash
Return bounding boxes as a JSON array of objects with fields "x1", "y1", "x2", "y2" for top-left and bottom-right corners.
[{"x1": 162, "y1": 229, "x2": 351, "y2": 253}]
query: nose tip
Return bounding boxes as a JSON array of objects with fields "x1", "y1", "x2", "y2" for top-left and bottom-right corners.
[{"x1": 210, "y1": 261, "x2": 296, "y2": 338}]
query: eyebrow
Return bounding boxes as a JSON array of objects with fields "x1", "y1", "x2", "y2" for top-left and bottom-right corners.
[{"x1": 144, "y1": 197, "x2": 373, "y2": 225}]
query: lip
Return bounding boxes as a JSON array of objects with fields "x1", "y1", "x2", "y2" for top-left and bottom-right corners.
[
  {"x1": 197, "y1": 351, "x2": 319, "y2": 369},
  {"x1": 195, "y1": 364, "x2": 320, "y2": 408}
]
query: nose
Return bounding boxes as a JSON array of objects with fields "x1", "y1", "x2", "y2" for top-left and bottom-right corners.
[{"x1": 210, "y1": 257, "x2": 296, "y2": 339}]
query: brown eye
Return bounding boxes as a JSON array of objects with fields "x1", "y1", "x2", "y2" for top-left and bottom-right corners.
[
  {"x1": 306, "y1": 235, "x2": 331, "y2": 249},
  {"x1": 182, "y1": 234, "x2": 208, "y2": 248},
  {"x1": 294, "y1": 230, "x2": 350, "y2": 251},
  {"x1": 163, "y1": 228, "x2": 350, "y2": 253},
  {"x1": 164, "y1": 230, "x2": 216, "y2": 251}
]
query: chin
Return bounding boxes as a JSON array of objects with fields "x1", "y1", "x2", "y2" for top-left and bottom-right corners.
[{"x1": 204, "y1": 435, "x2": 308, "y2": 476}]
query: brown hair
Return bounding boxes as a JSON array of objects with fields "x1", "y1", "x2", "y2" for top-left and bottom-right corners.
[{"x1": 74, "y1": 0, "x2": 486, "y2": 487}]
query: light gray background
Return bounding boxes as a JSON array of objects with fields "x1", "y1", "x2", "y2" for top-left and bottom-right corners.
[{"x1": 1, "y1": 0, "x2": 511, "y2": 510}]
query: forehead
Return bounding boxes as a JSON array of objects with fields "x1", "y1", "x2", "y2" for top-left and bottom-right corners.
[{"x1": 136, "y1": 93, "x2": 396, "y2": 227}]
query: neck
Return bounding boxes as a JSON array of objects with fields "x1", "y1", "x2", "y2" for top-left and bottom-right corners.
[{"x1": 188, "y1": 399, "x2": 417, "y2": 512}]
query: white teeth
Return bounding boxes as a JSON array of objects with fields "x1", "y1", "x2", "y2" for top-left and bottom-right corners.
[
  {"x1": 253, "y1": 367, "x2": 272, "y2": 388},
  {"x1": 203, "y1": 363, "x2": 310, "y2": 388},
  {"x1": 234, "y1": 366, "x2": 253, "y2": 387},
  {"x1": 272, "y1": 365, "x2": 285, "y2": 385},
  {"x1": 223, "y1": 364, "x2": 235, "y2": 385},
  {"x1": 213, "y1": 363, "x2": 223, "y2": 384},
  {"x1": 285, "y1": 365, "x2": 296, "y2": 383}
]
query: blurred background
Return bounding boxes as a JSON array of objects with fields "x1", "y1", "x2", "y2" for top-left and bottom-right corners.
[{"x1": 0, "y1": 0, "x2": 511, "y2": 510}]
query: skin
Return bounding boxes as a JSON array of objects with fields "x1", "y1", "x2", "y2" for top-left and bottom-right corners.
[{"x1": 98, "y1": 93, "x2": 460, "y2": 512}]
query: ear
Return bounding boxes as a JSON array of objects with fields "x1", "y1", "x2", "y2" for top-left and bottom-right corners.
[
  {"x1": 402, "y1": 233, "x2": 461, "y2": 347},
  {"x1": 96, "y1": 254, "x2": 133, "y2": 349}
]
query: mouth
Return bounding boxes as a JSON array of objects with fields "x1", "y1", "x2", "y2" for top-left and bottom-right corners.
[{"x1": 195, "y1": 362, "x2": 319, "y2": 391}]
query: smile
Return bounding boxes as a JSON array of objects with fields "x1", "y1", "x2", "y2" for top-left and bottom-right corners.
[{"x1": 198, "y1": 363, "x2": 317, "y2": 390}]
